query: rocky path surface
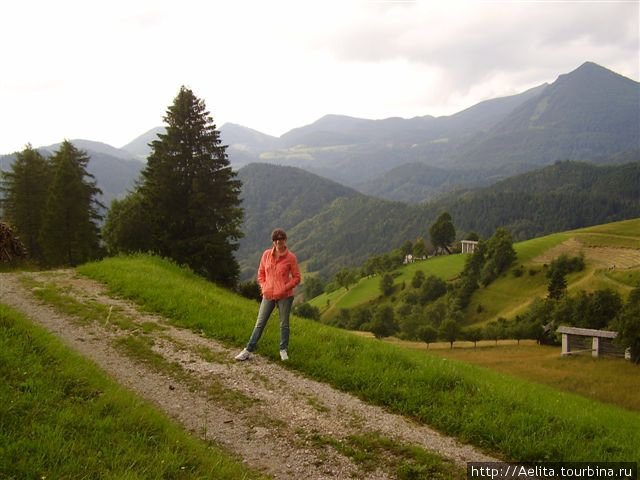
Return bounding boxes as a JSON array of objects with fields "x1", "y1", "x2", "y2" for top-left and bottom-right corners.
[{"x1": 1, "y1": 270, "x2": 499, "y2": 479}]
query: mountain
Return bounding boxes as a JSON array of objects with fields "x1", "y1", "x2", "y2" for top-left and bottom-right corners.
[
  {"x1": 237, "y1": 160, "x2": 640, "y2": 280},
  {"x1": 120, "y1": 123, "x2": 277, "y2": 168},
  {"x1": 40, "y1": 139, "x2": 135, "y2": 161},
  {"x1": 260, "y1": 85, "x2": 549, "y2": 186},
  {"x1": 236, "y1": 163, "x2": 362, "y2": 279},
  {"x1": 35, "y1": 61, "x2": 634, "y2": 206},
  {"x1": 279, "y1": 84, "x2": 547, "y2": 149},
  {"x1": 434, "y1": 159, "x2": 640, "y2": 241},
  {"x1": 358, "y1": 163, "x2": 518, "y2": 204},
  {"x1": 120, "y1": 126, "x2": 165, "y2": 160},
  {"x1": 222, "y1": 123, "x2": 279, "y2": 152},
  {"x1": 449, "y1": 62, "x2": 640, "y2": 169},
  {"x1": 258, "y1": 63, "x2": 639, "y2": 192}
]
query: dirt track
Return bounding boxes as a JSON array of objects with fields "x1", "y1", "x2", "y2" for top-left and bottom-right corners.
[{"x1": 1, "y1": 270, "x2": 499, "y2": 479}]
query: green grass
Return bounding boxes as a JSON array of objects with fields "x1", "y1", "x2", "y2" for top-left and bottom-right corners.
[
  {"x1": 78, "y1": 254, "x2": 640, "y2": 463},
  {"x1": 20, "y1": 275, "x2": 150, "y2": 332},
  {"x1": 573, "y1": 218, "x2": 640, "y2": 237},
  {"x1": 606, "y1": 269, "x2": 640, "y2": 287},
  {"x1": 0, "y1": 302, "x2": 265, "y2": 480},
  {"x1": 308, "y1": 432, "x2": 465, "y2": 479},
  {"x1": 512, "y1": 233, "x2": 570, "y2": 263},
  {"x1": 310, "y1": 253, "x2": 467, "y2": 317}
]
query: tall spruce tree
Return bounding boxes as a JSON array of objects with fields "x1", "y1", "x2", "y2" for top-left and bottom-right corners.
[
  {"x1": 39, "y1": 141, "x2": 103, "y2": 266},
  {"x1": 138, "y1": 86, "x2": 243, "y2": 287},
  {"x1": 0, "y1": 145, "x2": 52, "y2": 261}
]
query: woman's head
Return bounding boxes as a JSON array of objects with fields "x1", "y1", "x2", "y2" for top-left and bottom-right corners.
[{"x1": 271, "y1": 229, "x2": 287, "y2": 242}]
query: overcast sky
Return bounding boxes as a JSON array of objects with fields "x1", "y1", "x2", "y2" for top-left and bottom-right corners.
[{"x1": 1, "y1": 0, "x2": 638, "y2": 154}]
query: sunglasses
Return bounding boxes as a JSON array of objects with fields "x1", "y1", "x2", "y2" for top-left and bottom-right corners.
[{"x1": 273, "y1": 237, "x2": 286, "y2": 241}]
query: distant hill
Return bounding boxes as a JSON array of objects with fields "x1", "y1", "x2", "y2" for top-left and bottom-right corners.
[
  {"x1": 0, "y1": 142, "x2": 143, "y2": 210},
  {"x1": 449, "y1": 62, "x2": 640, "y2": 169},
  {"x1": 279, "y1": 84, "x2": 547, "y2": 149},
  {"x1": 9, "y1": 61, "x2": 631, "y2": 208},
  {"x1": 120, "y1": 123, "x2": 278, "y2": 167},
  {"x1": 237, "y1": 160, "x2": 640, "y2": 280},
  {"x1": 358, "y1": 163, "x2": 512, "y2": 203},
  {"x1": 120, "y1": 126, "x2": 165, "y2": 160},
  {"x1": 230, "y1": 62, "x2": 640, "y2": 198},
  {"x1": 436, "y1": 159, "x2": 640, "y2": 240},
  {"x1": 236, "y1": 163, "x2": 362, "y2": 279}
]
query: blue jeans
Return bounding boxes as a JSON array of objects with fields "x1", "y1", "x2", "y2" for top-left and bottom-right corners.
[{"x1": 246, "y1": 297, "x2": 293, "y2": 352}]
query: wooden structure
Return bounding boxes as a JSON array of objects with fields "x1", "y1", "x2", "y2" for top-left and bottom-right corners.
[
  {"x1": 557, "y1": 326, "x2": 625, "y2": 358},
  {"x1": 461, "y1": 240, "x2": 479, "y2": 254}
]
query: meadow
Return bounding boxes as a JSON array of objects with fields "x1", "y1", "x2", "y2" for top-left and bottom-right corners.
[
  {"x1": 375, "y1": 337, "x2": 640, "y2": 412},
  {"x1": 0, "y1": 303, "x2": 265, "y2": 480},
  {"x1": 310, "y1": 219, "x2": 640, "y2": 324},
  {"x1": 77, "y1": 254, "x2": 640, "y2": 464}
]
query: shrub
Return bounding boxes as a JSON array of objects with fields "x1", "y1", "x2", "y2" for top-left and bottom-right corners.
[{"x1": 293, "y1": 302, "x2": 320, "y2": 321}]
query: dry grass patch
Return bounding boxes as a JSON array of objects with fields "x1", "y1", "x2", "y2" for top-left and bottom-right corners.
[{"x1": 427, "y1": 344, "x2": 640, "y2": 412}]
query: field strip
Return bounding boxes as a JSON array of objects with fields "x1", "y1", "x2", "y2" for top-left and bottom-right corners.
[{"x1": 1, "y1": 271, "x2": 497, "y2": 478}]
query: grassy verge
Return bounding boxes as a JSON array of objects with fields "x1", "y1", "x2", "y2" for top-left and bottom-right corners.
[
  {"x1": 78, "y1": 254, "x2": 640, "y2": 463},
  {"x1": 308, "y1": 431, "x2": 465, "y2": 479},
  {"x1": 0, "y1": 302, "x2": 266, "y2": 480}
]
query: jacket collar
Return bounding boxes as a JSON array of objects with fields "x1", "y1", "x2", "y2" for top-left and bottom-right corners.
[{"x1": 271, "y1": 246, "x2": 289, "y2": 257}]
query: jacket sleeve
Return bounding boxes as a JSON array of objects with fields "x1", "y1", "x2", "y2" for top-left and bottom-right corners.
[
  {"x1": 285, "y1": 253, "x2": 302, "y2": 291},
  {"x1": 257, "y1": 251, "x2": 267, "y2": 290}
]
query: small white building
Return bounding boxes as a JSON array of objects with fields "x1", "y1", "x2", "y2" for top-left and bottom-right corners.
[{"x1": 461, "y1": 240, "x2": 479, "y2": 254}]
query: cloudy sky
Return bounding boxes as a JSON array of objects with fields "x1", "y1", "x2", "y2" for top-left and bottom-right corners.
[{"x1": 1, "y1": 0, "x2": 638, "y2": 154}]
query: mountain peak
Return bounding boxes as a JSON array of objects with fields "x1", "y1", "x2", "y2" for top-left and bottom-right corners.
[{"x1": 559, "y1": 61, "x2": 637, "y2": 85}]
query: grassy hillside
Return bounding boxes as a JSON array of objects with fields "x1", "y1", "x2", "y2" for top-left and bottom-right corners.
[
  {"x1": 77, "y1": 254, "x2": 640, "y2": 463},
  {"x1": 310, "y1": 218, "x2": 640, "y2": 324},
  {"x1": 0, "y1": 303, "x2": 264, "y2": 479},
  {"x1": 312, "y1": 253, "x2": 467, "y2": 320}
]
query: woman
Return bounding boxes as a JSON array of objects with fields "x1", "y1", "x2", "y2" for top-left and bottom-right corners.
[{"x1": 235, "y1": 228, "x2": 301, "y2": 361}]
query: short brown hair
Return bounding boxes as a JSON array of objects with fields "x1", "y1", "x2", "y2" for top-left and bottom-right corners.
[{"x1": 271, "y1": 229, "x2": 287, "y2": 241}]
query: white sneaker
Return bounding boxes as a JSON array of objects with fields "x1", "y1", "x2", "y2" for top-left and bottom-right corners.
[
  {"x1": 280, "y1": 350, "x2": 289, "y2": 361},
  {"x1": 235, "y1": 349, "x2": 251, "y2": 361}
]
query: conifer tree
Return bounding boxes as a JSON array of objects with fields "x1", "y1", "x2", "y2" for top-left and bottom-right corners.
[
  {"x1": 0, "y1": 145, "x2": 52, "y2": 261},
  {"x1": 138, "y1": 86, "x2": 243, "y2": 287},
  {"x1": 547, "y1": 269, "x2": 567, "y2": 300},
  {"x1": 39, "y1": 141, "x2": 103, "y2": 266}
]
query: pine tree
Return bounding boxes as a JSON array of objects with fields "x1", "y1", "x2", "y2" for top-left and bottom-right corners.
[
  {"x1": 138, "y1": 86, "x2": 243, "y2": 287},
  {"x1": 0, "y1": 145, "x2": 52, "y2": 261},
  {"x1": 39, "y1": 141, "x2": 103, "y2": 266},
  {"x1": 547, "y1": 269, "x2": 567, "y2": 300}
]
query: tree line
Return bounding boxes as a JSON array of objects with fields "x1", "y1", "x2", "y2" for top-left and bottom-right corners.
[
  {"x1": 1, "y1": 87, "x2": 243, "y2": 287},
  {"x1": 1, "y1": 141, "x2": 103, "y2": 267}
]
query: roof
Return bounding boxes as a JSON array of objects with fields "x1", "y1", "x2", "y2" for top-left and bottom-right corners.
[{"x1": 556, "y1": 326, "x2": 618, "y2": 339}]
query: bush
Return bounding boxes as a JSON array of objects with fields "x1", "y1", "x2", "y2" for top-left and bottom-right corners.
[
  {"x1": 547, "y1": 253, "x2": 585, "y2": 279},
  {"x1": 512, "y1": 265, "x2": 524, "y2": 277},
  {"x1": 293, "y1": 302, "x2": 320, "y2": 321},
  {"x1": 237, "y1": 280, "x2": 261, "y2": 302},
  {"x1": 380, "y1": 274, "x2": 395, "y2": 297},
  {"x1": 411, "y1": 270, "x2": 425, "y2": 289},
  {"x1": 419, "y1": 275, "x2": 447, "y2": 305}
]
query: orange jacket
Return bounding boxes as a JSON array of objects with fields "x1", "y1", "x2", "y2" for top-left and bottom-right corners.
[{"x1": 257, "y1": 247, "x2": 301, "y2": 300}]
